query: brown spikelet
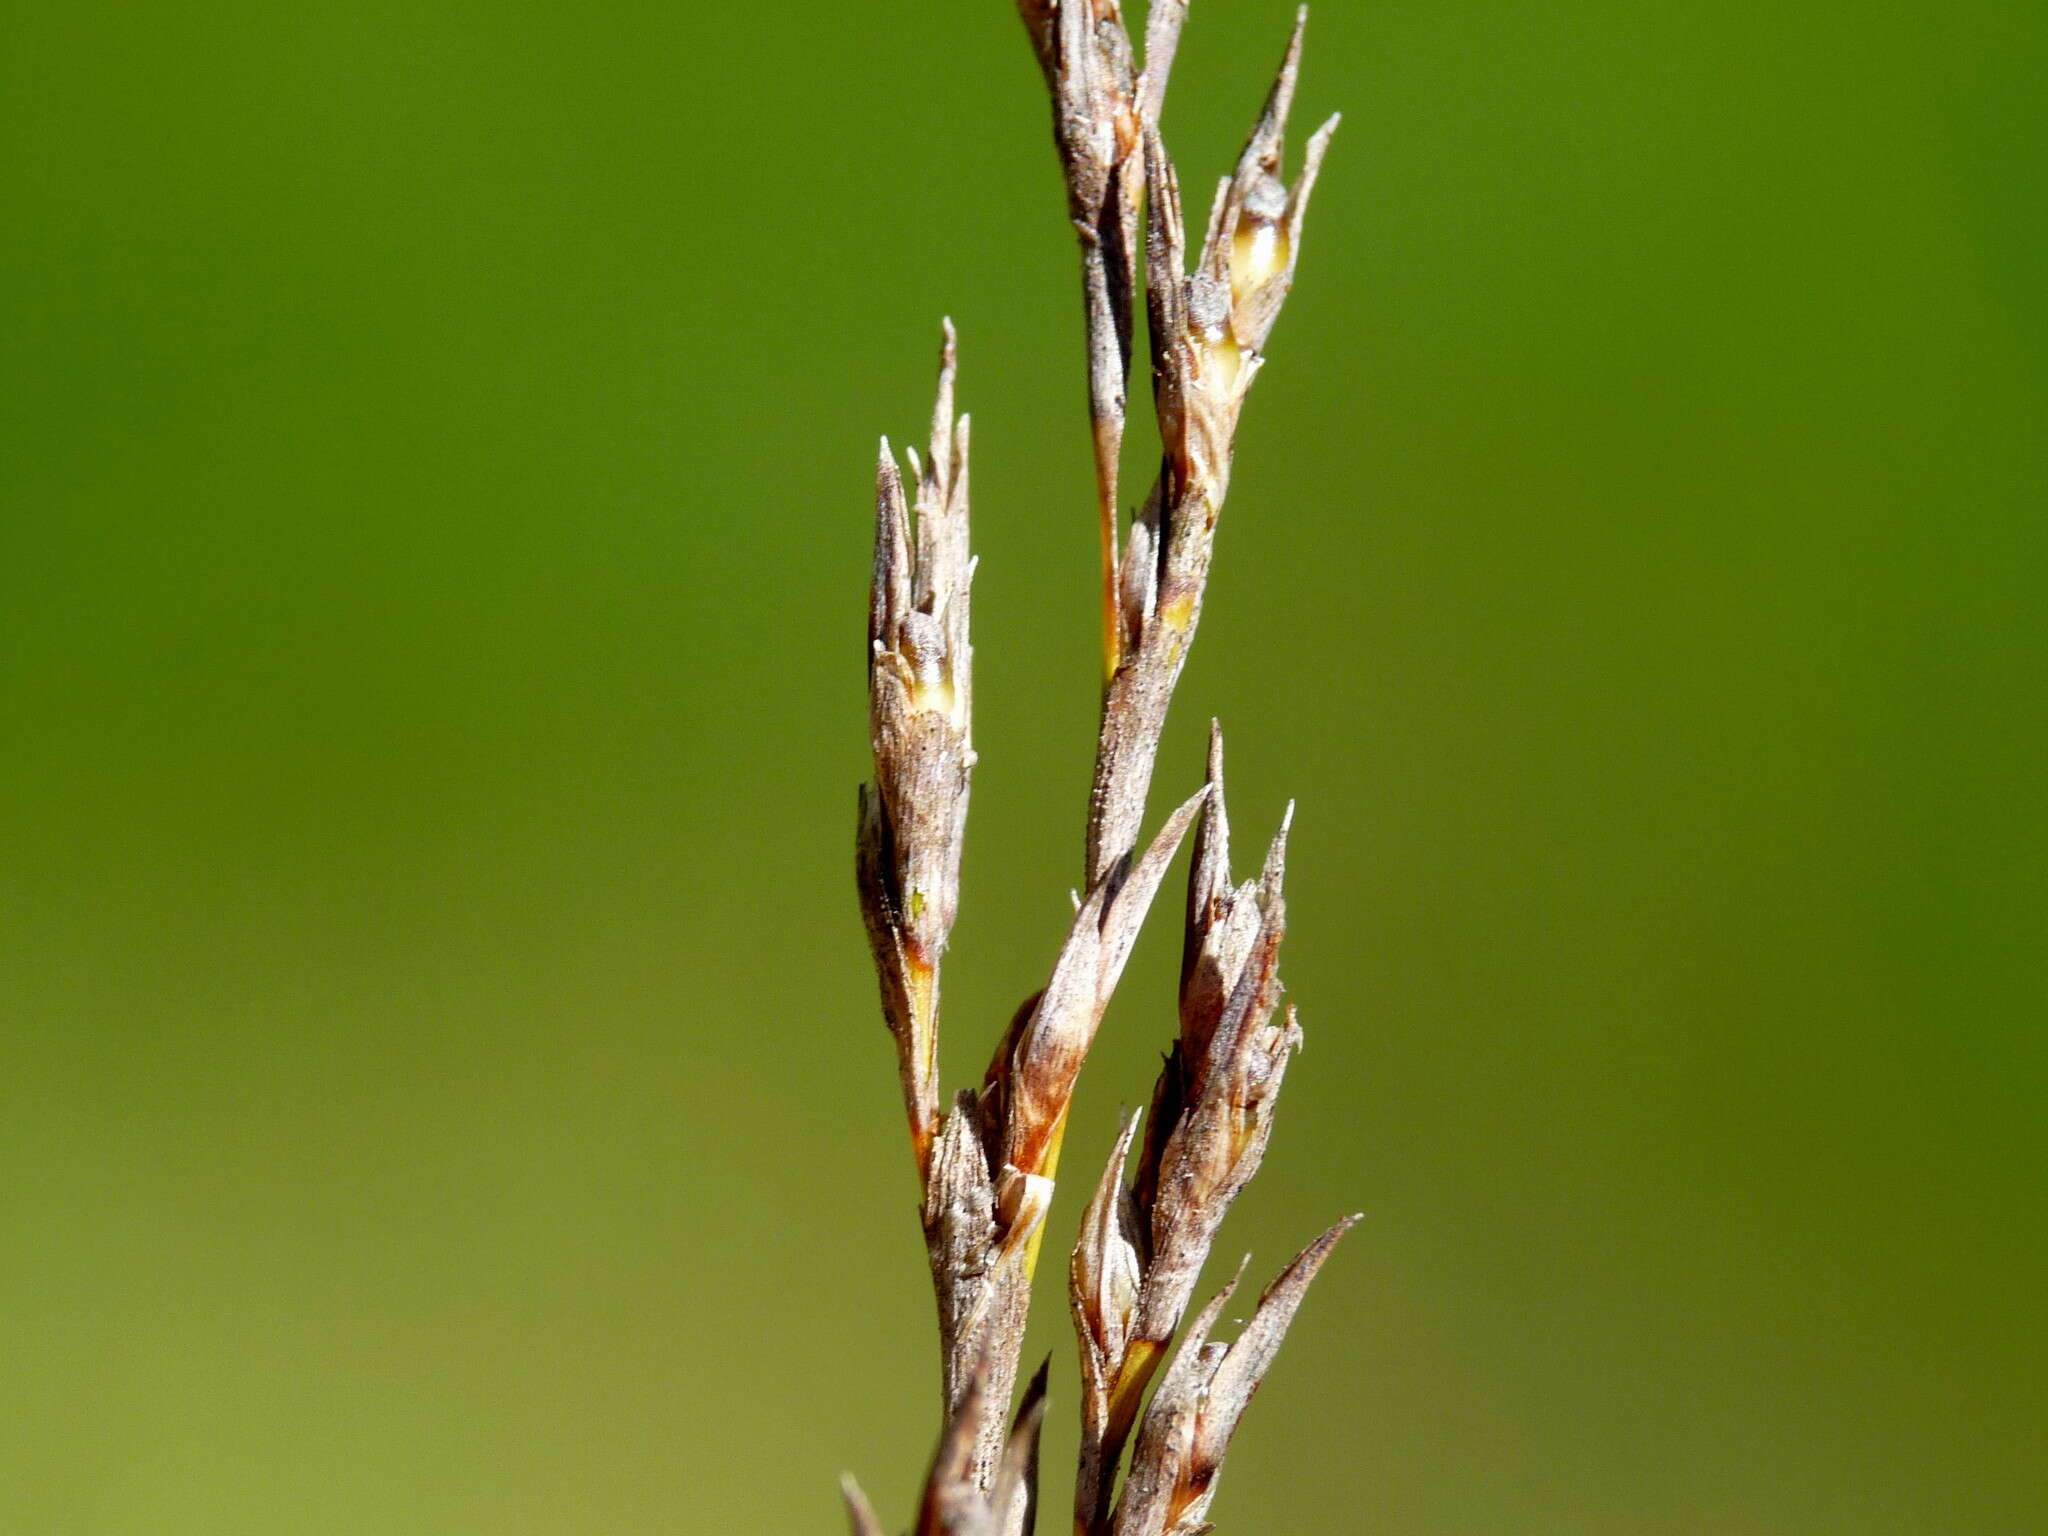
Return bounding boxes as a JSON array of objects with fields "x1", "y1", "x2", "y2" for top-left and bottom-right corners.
[
  {"x1": 1072, "y1": 723, "x2": 1309, "y2": 1536},
  {"x1": 1113, "y1": 1220, "x2": 1358, "y2": 1536},
  {"x1": 1086, "y1": 12, "x2": 1337, "y2": 889},
  {"x1": 859, "y1": 322, "x2": 976, "y2": 1175}
]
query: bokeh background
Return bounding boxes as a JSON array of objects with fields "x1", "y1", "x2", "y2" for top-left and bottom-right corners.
[{"x1": 5, "y1": 2, "x2": 2043, "y2": 1531}]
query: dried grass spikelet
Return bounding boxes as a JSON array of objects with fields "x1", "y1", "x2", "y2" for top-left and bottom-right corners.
[
  {"x1": 858, "y1": 322, "x2": 975, "y2": 1172},
  {"x1": 1070, "y1": 725, "x2": 1311, "y2": 1535},
  {"x1": 1136, "y1": 726, "x2": 1301, "y2": 1349},
  {"x1": 1111, "y1": 1220, "x2": 1357, "y2": 1536},
  {"x1": 989, "y1": 788, "x2": 1209, "y2": 1187},
  {"x1": 1012, "y1": 0, "x2": 1193, "y2": 680},
  {"x1": 1087, "y1": 10, "x2": 1339, "y2": 889}
]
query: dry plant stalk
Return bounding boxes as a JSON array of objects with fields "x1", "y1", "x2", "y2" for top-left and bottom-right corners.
[{"x1": 851, "y1": 6, "x2": 1349, "y2": 1534}]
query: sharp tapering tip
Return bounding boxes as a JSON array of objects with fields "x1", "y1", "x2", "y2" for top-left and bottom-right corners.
[
  {"x1": 1260, "y1": 803, "x2": 1294, "y2": 890},
  {"x1": 1166, "y1": 780, "x2": 1215, "y2": 823},
  {"x1": 1281, "y1": 6, "x2": 1309, "y2": 67},
  {"x1": 875, "y1": 441, "x2": 906, "y2": 502},
  {"x1": 1022, "y1": 1354, "x2": 1052, "y2": 1403},
  {"x1": 1316, "y1": 1213, "x2": 1363, "y2": 1250}
]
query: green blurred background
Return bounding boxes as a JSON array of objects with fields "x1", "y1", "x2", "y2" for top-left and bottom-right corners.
[{"x1": 5, "y1": 1, "x2": 2043, "y2": 1531}]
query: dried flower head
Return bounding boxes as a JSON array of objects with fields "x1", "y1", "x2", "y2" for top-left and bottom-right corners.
[{"x1": 859, "y1": 322, "x2": 975, "y2": 1171}]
